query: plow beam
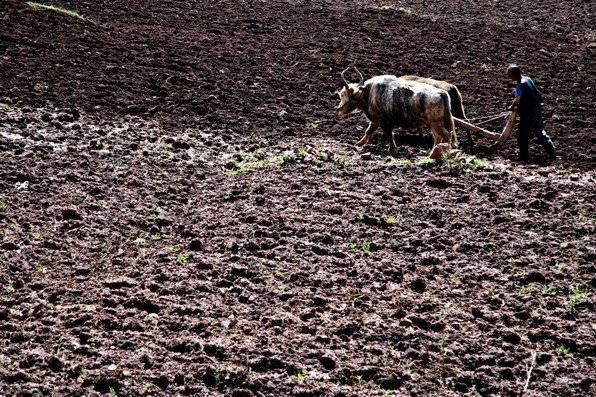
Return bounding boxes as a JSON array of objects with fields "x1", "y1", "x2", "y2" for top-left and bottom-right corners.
[{"x1": 453, "y1": 111, "x2": 517, "y2": 149}]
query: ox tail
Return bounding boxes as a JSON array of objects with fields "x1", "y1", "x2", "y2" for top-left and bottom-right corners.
[{"x1": 442, "y1": 97, "x2": 458, "y2": 148}]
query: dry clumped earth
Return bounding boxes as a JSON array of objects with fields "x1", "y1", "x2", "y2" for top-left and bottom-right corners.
[{"x1": 0, "y1": 0, "x2": 595, "y2": 396}]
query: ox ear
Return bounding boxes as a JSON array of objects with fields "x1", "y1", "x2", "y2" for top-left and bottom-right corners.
[
  {"x1": 353, "y1": 85, "x2": 364, "y2": 95},
  {"x1": 347, "y1": 87, "x2": 355, "y2": 95}
]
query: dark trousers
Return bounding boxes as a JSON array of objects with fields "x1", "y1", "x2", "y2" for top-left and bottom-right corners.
[{"x1": 517, "y1": 108, "x2": 556, "y2": 158}]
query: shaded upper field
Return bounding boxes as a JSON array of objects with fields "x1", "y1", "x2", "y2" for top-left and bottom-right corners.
[{"x1": 1, "y1": 0, "x2": 594, "y2": 168}]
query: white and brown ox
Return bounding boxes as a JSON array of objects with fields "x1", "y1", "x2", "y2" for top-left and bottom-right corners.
[
  {"x1": 337, "y1": 67, "x2": 458, "y2": 151},
  {"x1": 399, "y1": 75, "x2": 472, "y2": 143}
]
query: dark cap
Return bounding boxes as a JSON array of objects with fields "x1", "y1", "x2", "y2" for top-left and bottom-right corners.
[{"x1": 507, "y1": 64, "x2": 522, "y2": 75}]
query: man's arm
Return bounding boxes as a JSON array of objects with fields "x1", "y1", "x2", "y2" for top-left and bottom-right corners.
[{"x1": 508, "y1": 96, "x2": 521, "y2": 111}]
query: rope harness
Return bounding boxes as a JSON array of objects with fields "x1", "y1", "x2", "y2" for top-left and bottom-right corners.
[{"x1": 465, "y1": 111, "x2": 510, "y2": 125}]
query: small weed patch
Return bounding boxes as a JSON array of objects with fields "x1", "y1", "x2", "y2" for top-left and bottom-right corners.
[
  {"x1": 373, "y1": 3, "x2": 395, "y2": 9},
  {"x1": 224, "y1": 151, "x2": 284, "y2": 175},
  {"x1": 541, "y1": 284, "x2": 558, "y2": 295},
  {"x1": 567, "y1": 285, "x2": 590, "y2": 308}
]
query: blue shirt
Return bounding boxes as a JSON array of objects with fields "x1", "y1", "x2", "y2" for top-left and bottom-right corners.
[{"x1": 515, "y1": 77, "x2": 544, "y2": 115}]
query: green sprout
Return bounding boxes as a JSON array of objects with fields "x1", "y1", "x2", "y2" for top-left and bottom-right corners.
[
  {"x1": 386, "y1": 213, "x2": 406, "y2": 223},
  {"x1": 333, "y1": 154, "x2": 350, "y2": 165},
  {"x1": 282, "y1": 150, "x2": 298, "y2": 163},
  {"x1": 519, "y1": 283, "x2": 535, "y2": 294},
  {"x1": 404, "y1": 360, "x2": 417, "y2": 380},
  {"x1": 353, "y1": 374, "x2": 364, "y2": 383},
  {"x1": 373, "y1": 3, "x2": 395, "y2": 9},
  {"x1": 553, "y1": 263, "x2": 567, "y2": 274},
  {"x1": 416, "y1": 157, "x2": 436, "y2": 165},
  {"x1": 567, "y1": 285, "x2": 590, "y2": 308},
  {"x1": 541, "y1": 284, "x2": 557, "y2": 295},
  {"x1": 557, "y1": 344, "x2": 571, "y2": 354},
  {"x1": 351, "y1": 295, "x2": 366, "y2": 308},
  {"x1": 26, "y1": 1, "x2": 87, "y2": 19},
  {"x1": 210, "y1": 371, "x2": 221, "y2": 383},
  {"x1": 362, "y1": 241, "x2": 372, "y2": 253}
]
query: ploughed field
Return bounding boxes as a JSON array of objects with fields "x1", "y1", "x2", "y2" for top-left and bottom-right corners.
[{"x1": 0, "y1": 0, "x2": 594, "y2": 395}]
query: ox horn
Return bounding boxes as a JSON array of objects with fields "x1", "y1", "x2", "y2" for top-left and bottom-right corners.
[
  {"x1": 354, "y1": 66, "x2": 364, "y2": 85},
  {"x1": 340, "y1": 68, "x2": 350, "y2": 88}
]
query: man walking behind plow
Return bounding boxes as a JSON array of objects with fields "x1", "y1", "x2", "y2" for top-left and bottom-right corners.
[{"x1": 507, "y1": 64, "x2": 557, "y2": 162}]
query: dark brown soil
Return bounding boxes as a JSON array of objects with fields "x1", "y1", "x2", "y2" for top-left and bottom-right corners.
[{"x1": 1, "y1": 1, "x2": 594, "y2": 396}]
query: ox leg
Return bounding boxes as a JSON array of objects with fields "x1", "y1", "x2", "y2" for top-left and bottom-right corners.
[
  {"x1": 430, "y1": 125, "x2": 451, "y2": 146},
  {"x1": 382, "y1": 125, "x2": 397, "y2": 151},
  {"x1": 450, "y1": 129, "x2": 459, "y2": 148},
  {"x1": 466, "y1": 130, "x2": 474, "y2": 146},
  {"x1": 356, "y1": 122, "x2": 378, "y2": 146}
]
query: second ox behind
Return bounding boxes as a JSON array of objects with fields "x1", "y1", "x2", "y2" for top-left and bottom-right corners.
[{"x1": 337, "y1": 67, "x2": 458, "y2": 151}]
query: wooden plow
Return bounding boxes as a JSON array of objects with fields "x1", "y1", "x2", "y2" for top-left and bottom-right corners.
[{"x1": 453, "y1": 110, "x2": 517, "y2": 149}]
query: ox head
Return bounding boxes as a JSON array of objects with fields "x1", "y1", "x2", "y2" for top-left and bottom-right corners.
[{"x1": 337, "y1": 67, "x2": 364, "y2": 116}]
